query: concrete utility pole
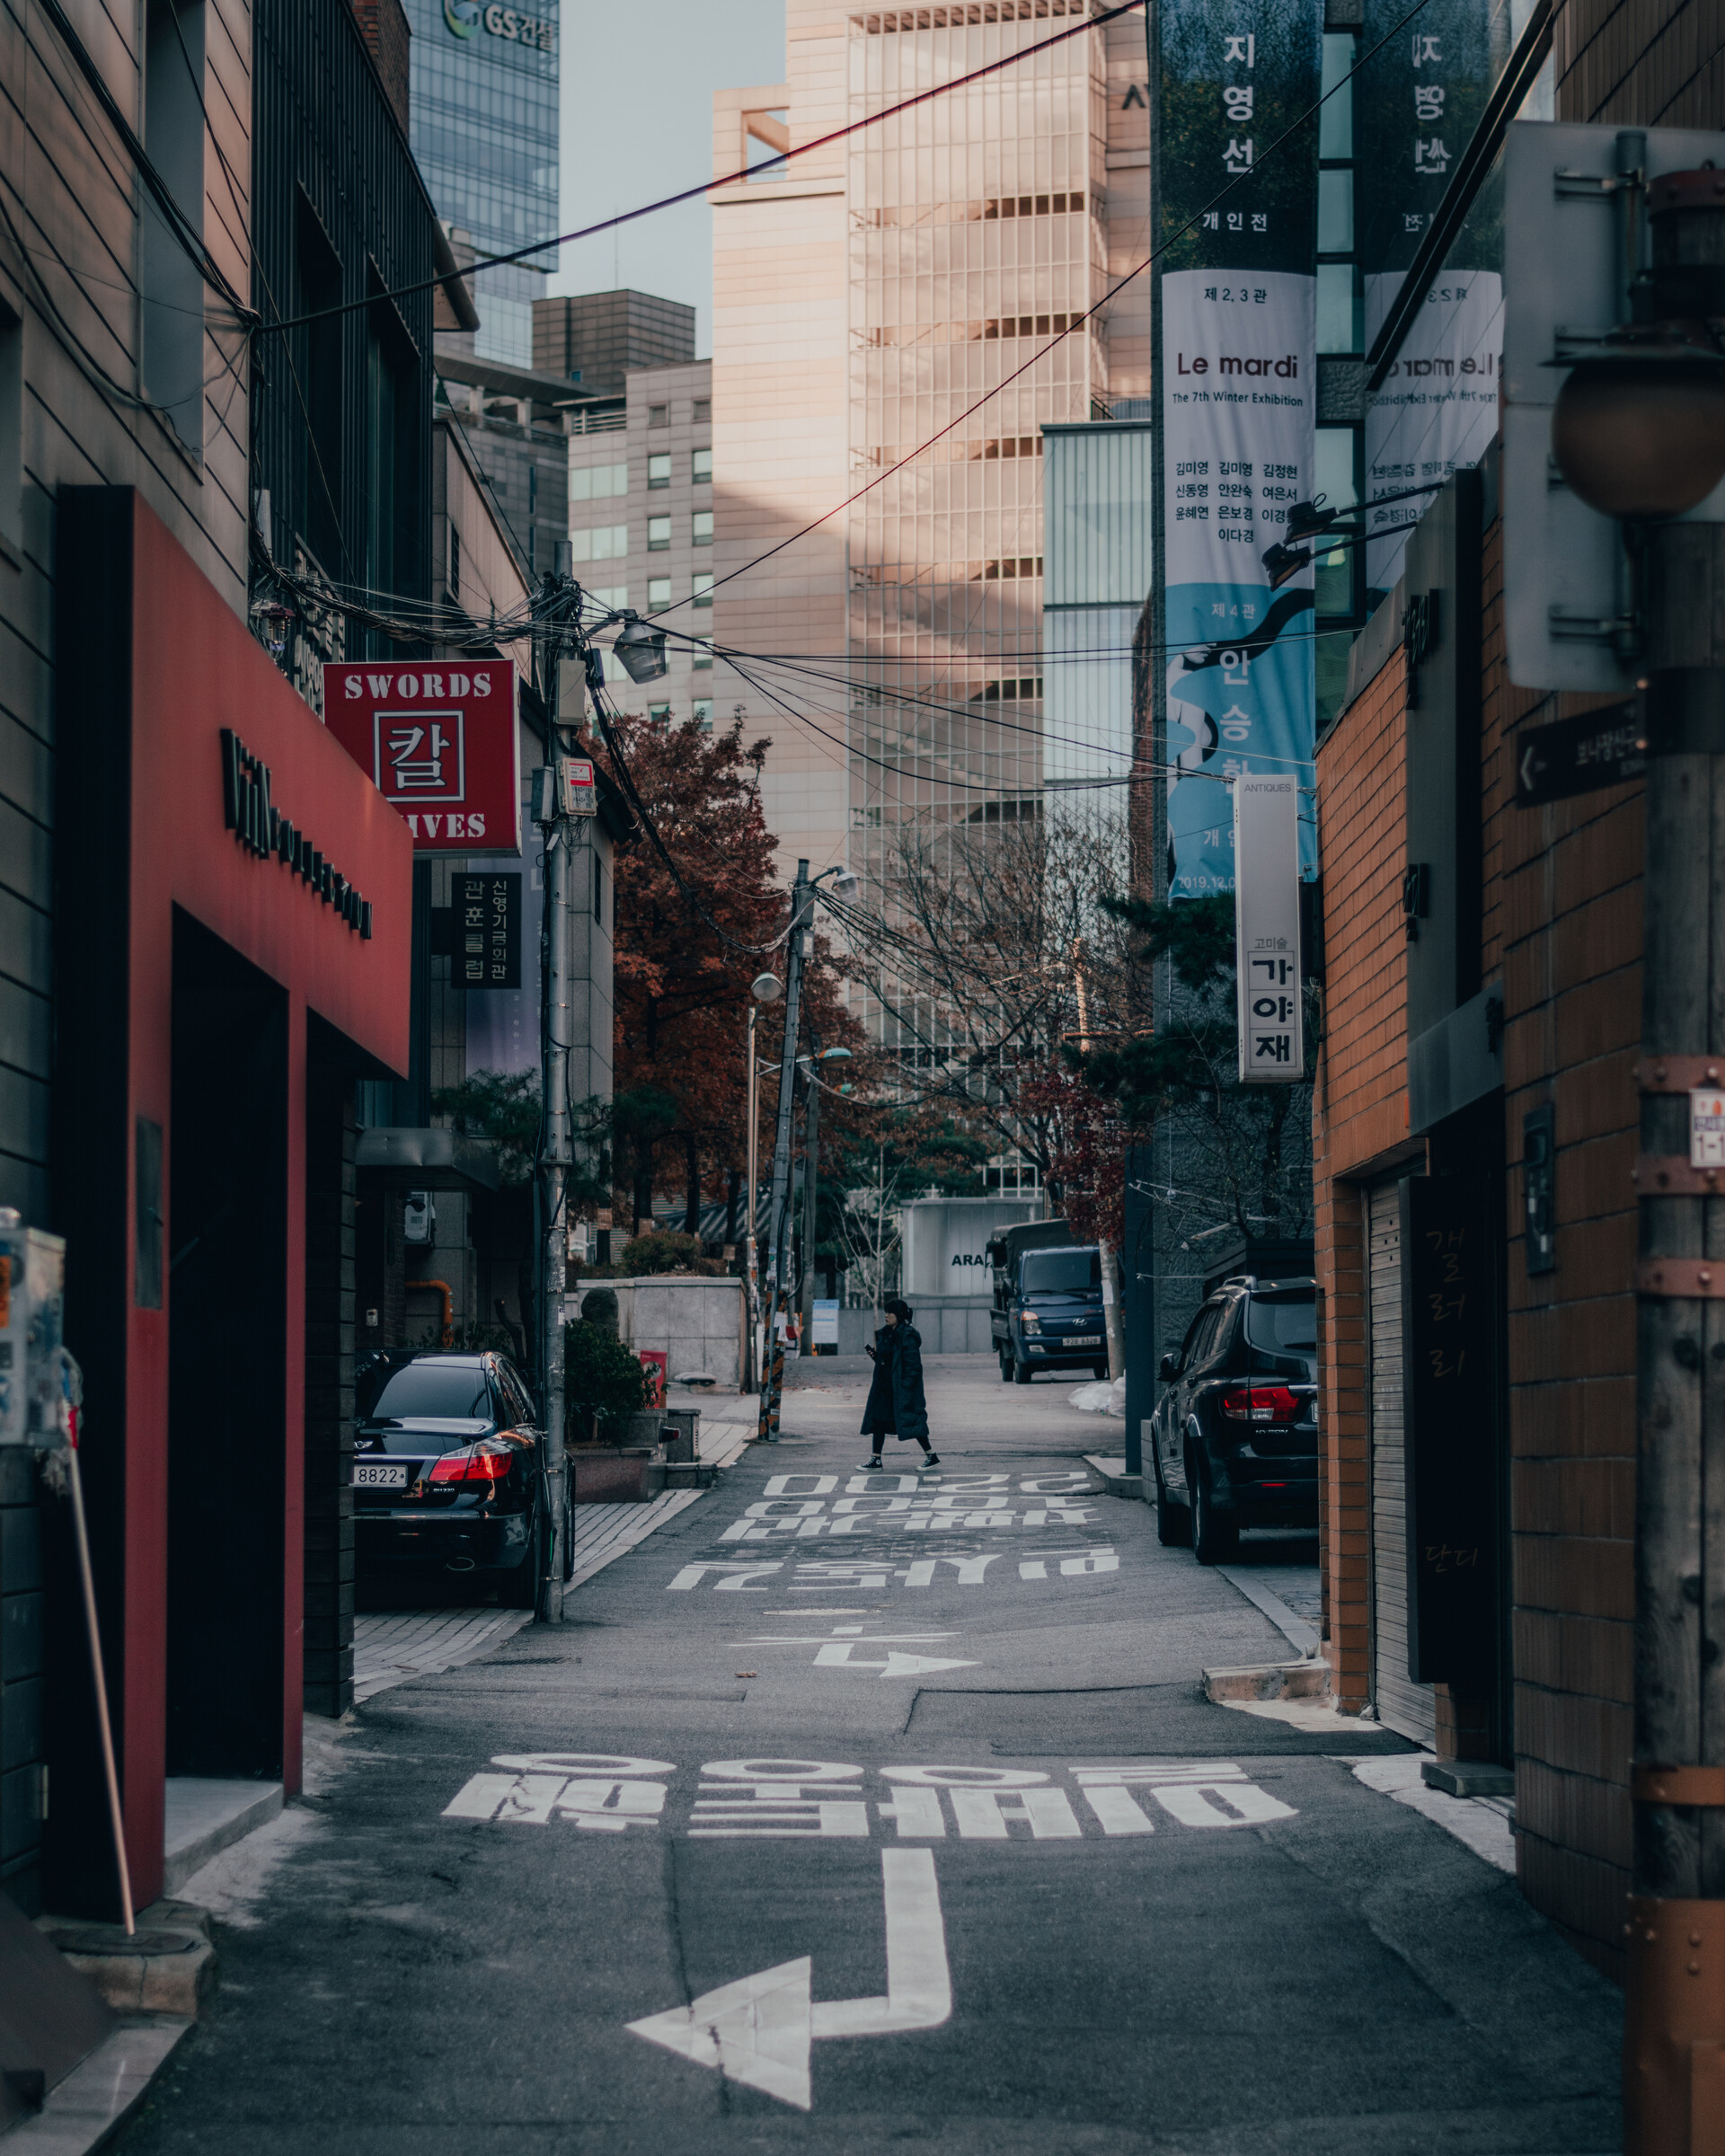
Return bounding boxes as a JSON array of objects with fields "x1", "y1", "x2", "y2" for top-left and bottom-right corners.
[
  {"x1": 537, "y1": 784, "x2": 570, "y2": 1621},
  {"x1": 756, "y1": 860, "x2": 810, "y2": 1442},
  {"x1": 1628, "y1": 517, "x2": 1725, "y2": 2147},
  {"x1": 800, "y1": 1033, "x2": 820, "y2": 1355}
]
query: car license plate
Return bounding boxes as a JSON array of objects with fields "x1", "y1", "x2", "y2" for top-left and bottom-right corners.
[
  {"x1": 352, "y1": 1462, "x2": 409, "y2": 1490},
  {"x1": 1066, "y1": 1335, "x2": 1101, "y2": 1347}
]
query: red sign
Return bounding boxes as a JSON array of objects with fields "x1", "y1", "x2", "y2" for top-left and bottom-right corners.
[
  {"x1": 638, "y1": 1351, "x2": 668, "y2": 1409},
  {"x1": 322, "y1": 659, "x2": 521, "y2": 854}
]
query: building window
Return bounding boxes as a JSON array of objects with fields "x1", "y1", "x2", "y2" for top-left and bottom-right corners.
[
  {"x1": 587, "y1": 584, "x2": 628, "y2": 609},
  {"x1": 694, "y1": 699, "x2": 713, "y2": 732},
  {"x1": 694, "y1": 398, "x2": 711, "y2": 423},
  {"x1": 693, "y1": 639, "x2": 713, "y2": 670},
  {"x1": 647, "y1": 452, "x2": 671, "y2": 489},
  {"x1": 693, "y1": 572, "x2": 713, "y2": 607},
  {"x1": 648, "y1": 515, "x2": 671, "y2": 552},
  {"x1": 647, "y1": 403, "x2": 669, "y2": 429},
  {"x1": 571, "y1": 460, "x2": 626, "y2": 500},
  {"x1": 692, "y1": 446, "x2": 712, "y2": 483},
  {"x1": 692, "y1": 511, "x2": 713, "y2": 546},
  {"x1": 648, "y1": 576, "x2": 672, "y2": 611},
  {"x1": 142, "y1": 0, "x2": 205, "y2": 449},
  {"x1": 648, "y1": 702, "x2": 671, "y2": 725},
  {"x1": 569, "y1": 524, "x2": 628, "y2": 561}
]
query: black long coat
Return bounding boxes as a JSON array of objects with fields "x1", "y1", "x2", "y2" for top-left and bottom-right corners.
[{"x1": 860, "y1": 1323, "x2": 929, "y2": 1444}]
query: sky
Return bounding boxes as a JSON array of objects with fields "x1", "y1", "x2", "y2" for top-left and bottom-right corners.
[{"x1": 551, "y1": 1, "x2": 788, "y2": 357}]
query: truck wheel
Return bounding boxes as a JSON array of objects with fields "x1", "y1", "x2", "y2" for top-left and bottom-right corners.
[
  {"x1": 1013, "y1": 1357, "x2": 1032, "y2": 1385},
  {"x1": 1154, "y1": 1457, "x2": 1192, "y2": 1548},
  {"x1": 1190, "y1": 1455, "x2": 1238, "y2": 1565}
]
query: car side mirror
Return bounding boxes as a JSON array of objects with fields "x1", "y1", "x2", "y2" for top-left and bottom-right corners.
[{"x1": 1158, "y1": 1353, "x2": 1179, "y2": 1383}]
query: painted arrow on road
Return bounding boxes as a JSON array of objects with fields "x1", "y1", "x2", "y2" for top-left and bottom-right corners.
[
  {"x1": 739, "y1": 1626, "x2": 978, "y2": 1678},
  {"x1": 626, "y1": 1848, "x2": 952, "y2": 2109}
]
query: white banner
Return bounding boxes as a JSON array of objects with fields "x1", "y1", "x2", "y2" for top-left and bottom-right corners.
[
  {"x1": 1160, "y1": 270, "x2": 1316, "y2": 897},
  {"x1": 1364, "y1": 270, "x2": 1503, "y2": 590},
  {"x1": 1233, "y1": 773, "x2": 1303, "y2": 1083}
]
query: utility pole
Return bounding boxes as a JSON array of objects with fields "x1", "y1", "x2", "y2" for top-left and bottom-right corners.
[
  {"x1": 1073, "y1": 940, "x2": 1125, "y2": 1383},
  {"x1": 756, "y1": 859, "x2": 810, "y2": 1443},
  {"x1": 800, "y1": 1032, "x2": 821, "y2": 1355},
  {"x1": 744, "y1": 998, "x2": 761, "y2": 1392}
]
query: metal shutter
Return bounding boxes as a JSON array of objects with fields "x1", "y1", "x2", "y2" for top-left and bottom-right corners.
[{"x1": 1367, "y1": 1179, "x2": 1435, "y2": 1747}]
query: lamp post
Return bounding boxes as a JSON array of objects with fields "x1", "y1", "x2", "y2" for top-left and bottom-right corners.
[
  {"x1": 744, "y1": 971, "x2": 781, "y2": 1392},
  {"x1": 1545, "y1": 155, "x2": 1725, "y2": 2156}
]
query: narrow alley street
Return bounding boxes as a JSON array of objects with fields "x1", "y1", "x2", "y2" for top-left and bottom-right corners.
[{"x1": 114, "y1": 1364, "x2": 1620, "y2": 2155}]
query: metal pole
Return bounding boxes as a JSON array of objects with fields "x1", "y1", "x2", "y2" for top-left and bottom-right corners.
[
  {"x1": 537, "y1": 785, "x2": 570, "y2": 1622},
  {"x1": 800, "y1": 1035, "x2": 820, "y2": 1355},
  {"x1": 756, "y1": 860, "x2": 809, "y2": 1443},
  {"x1": 745, "y1": 1002, "x2": 760, "y2": 1392}
]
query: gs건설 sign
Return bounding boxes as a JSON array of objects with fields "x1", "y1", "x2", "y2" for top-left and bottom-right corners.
[{"x1": 322, "y1": 659, "x2": 521, "y2": 855}]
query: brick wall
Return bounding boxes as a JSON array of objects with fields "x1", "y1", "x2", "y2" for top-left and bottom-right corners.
[
  {"x1": 349, "y1": 0, "x2": 411, "y2": 134},
  {"x1": 1487, "y1": 506, "x2": 1643, "y2": 1980},
  {"x1": 1313, "y1": 639, "x2": 1415, "y2": 1710}
]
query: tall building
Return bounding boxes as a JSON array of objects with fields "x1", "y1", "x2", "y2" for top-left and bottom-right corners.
[
  {"x1": 712, "y1": 1, "x2": 1152, "y2": 886},
  {"x1": 402, "y1": 0, "x2": 560, "y2": 367},
  {"x1": 535, "y1": 290, "x2": 699, "y2": 396},
  {"x1": 566, "y1": 358, "x2": 751, "y2": 736}
]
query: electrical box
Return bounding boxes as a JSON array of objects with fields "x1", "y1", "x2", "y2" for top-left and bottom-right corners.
[
  {"x1": 0, "y1": 1214, "x2": 67, "y2": 1445},
  {"x1": 404, "y1": 1191, "x2": 436, "y2": 1246},
  {"x1": 1503, "y1": 120, "x2": 1725, "y2": 692}
]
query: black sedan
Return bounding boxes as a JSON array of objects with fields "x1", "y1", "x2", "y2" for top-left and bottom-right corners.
[
  {"x1": 1148, "y1": 1277, "x2": 1319, "y2": 1563},
  {"x1": 353, "y1": 1351, "x2": 571, "y2": 1603}
]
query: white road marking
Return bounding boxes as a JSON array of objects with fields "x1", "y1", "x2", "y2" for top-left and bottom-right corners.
[
  {"x1": 736, "y1": 1625, "x2": 979, "y2": 1678},
  {"x1": 626, "y1": 1849, "x2": 951, "y2": 2110}
]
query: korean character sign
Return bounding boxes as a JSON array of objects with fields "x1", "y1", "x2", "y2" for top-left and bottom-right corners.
[
  {"x1": 1358, "y1": 0, "x2": 1501, "y2": 591},
  {"x1": 1232, "y1": 774, "x2": 1305, "y2": 1084},
  {"x1": 1154, "y1": 0, "x2": 1319, "y2": 901},
  {"x1": 321, "y1": 659, "x2": 522, "y2": 855}
]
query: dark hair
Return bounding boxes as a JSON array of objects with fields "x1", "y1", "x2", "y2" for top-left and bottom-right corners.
[{"x1": 884, "y1": 1296, "x2": 913, "y2": 1323}]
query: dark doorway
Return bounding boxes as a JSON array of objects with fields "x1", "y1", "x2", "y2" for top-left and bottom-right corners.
[{"x1": 165, "y1": 910, "x2": 288, "y2": 1778}]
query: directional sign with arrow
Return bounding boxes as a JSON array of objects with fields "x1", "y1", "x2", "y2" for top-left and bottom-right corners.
[
  {"x1": 738, "y1": 1625, "x2": 978, "y2": 1677},
  {"x1": 1514, "y1": 702, "x2": 1644, "y2": 808},
  {"x1": 627, "y1": 1848, "x2": 952, "y2": 2109}
]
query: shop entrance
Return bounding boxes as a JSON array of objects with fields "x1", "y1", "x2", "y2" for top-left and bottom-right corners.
[{"x1": 164, "y1": 911, "x2": 288, "y2": 1778}]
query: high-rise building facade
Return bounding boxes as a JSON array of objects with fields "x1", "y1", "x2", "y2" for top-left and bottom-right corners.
[
  {"x1": 403, "y1": 0, "x2": 559, "y2": 367},
  {"x1": 712, "y1": 1, "x2": 1153, "y2": 884}
]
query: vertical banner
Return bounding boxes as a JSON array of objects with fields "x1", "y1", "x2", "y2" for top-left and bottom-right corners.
[
  {"x1": 1156, "y1": 0, "x2": 1320, "y2": 899},
  {"x1": 1233, "y1": 773, "x2": 1304, "y2": 1082},
  {"x1": 1359, "y1": 0, "x2": 1504, "y2": 592}
]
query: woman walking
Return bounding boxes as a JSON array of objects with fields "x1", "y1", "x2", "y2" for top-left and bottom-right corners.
[{"x1": 857, "y1": 1297, "x2": 940, "y2": 1472}]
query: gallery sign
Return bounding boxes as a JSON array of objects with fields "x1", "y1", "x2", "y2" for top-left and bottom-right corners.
[{"x1": 322, "y1": 660, "x2": 521, "y2": 855}]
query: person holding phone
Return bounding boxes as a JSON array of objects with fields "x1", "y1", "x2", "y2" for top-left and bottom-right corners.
[{"x1": 856, "y1": 1298, "x2": 939, "y2": 1472}]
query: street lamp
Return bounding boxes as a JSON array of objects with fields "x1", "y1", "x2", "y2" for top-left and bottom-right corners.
[{"x1": 611, "y1": 612, "x2": 669, "y2": 685}]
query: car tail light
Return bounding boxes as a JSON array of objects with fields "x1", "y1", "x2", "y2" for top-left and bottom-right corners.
[
  {"x1": 429, "y1": 1445, "x2": 516, "y2": 1484},
  {"x1": 1219, "y1": 1385, "x2": 1302, "y2": 1423}
]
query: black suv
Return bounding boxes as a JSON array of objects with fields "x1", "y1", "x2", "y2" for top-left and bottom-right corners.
[{"x1": 1148, "y1": 1276, "x2": 1318, "y2": 1563}]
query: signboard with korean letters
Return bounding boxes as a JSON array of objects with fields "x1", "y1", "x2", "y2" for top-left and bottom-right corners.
[
  {"x1": 323, "y1": 659, "x2": 521, "y2": 853},
  {"x1": 1155, "y1": 0, "x2": 1319, "y2": 899},
  {"x1": 1359, "y1": 0, "x2": 1503, "y2": 594},
  {"x1": 452, "y1": 872, "x2": 521, "y2": 991},
  {"x1": 1233, "y1": 774, "x2": 1304, "y2": 1082}
]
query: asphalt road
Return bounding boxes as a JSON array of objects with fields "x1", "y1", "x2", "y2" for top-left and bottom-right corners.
[{"x1": 119, "y1": 1360, "x2": 1623, "y2": 2155}]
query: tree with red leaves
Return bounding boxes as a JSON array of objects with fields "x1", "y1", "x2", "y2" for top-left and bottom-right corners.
[{"x1": 595, "y1": 713, "x2": 872, "y2": 1233}]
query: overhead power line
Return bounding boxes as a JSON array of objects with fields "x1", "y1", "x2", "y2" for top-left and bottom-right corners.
[
  {"x1": 253, "y1": 0, "x2": 1150, "y2": 340},
  {"x1": 659, "y1": 0, "x2": 1438, "y2": 621}
]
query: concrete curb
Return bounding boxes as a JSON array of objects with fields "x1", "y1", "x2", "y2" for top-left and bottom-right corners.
[
  {"x1": 1082, "y1": 1454, "x2": 1144, "y2": 1498},
  {"x1": 1202, "y1": 1659, "x2": 1331, "y2": 1704},
  {"x1": 39, "y1": 1902, "x2": 215, "y2": 2020},
  {"x1": 0, "y1": 2014, "x2": 190, "y2": 2156},
  {"x1": 162, "y1": 1780, "x2": 283, "y2": 1897},
  {"x1": 1213, "y1": 1562, "x2": 1322, "y2": 1657}
]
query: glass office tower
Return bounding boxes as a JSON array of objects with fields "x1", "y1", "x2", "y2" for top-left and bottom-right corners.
[{"x1": 403, "y1": 0, "x2": 560, "y2": 367}]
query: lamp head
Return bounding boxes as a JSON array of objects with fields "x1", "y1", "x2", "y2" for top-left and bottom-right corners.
[
  {"x1": 750, "y1": 972, "x2": 783, "y2": 1003},
  {"x1": 1262, "y1": 541, "x2": 1314, "y2": 591},
  {"x1": 828, "y1": 868, "x2": 860, "y2": 901},
  {"x1": 612, "y1": 611, "x2": 669, "y2": 684}
]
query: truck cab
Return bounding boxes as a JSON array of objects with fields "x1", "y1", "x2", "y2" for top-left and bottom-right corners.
[{"x1": 986, "y1": 1222, "x2": 1110, "y2": 1385}]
